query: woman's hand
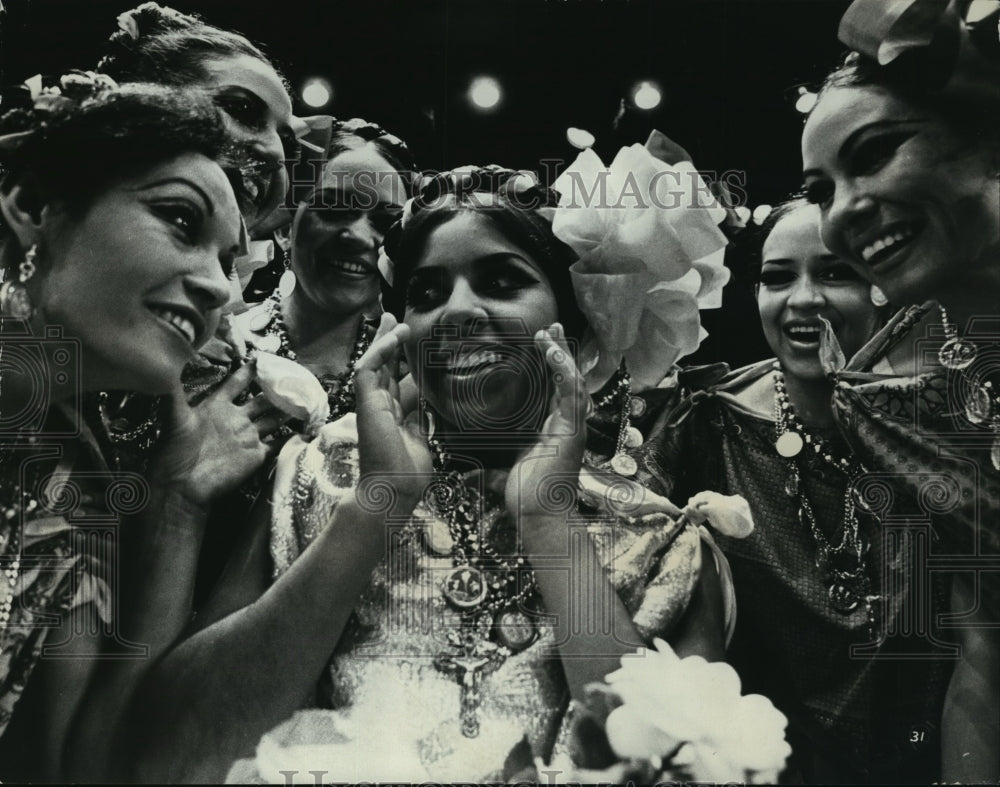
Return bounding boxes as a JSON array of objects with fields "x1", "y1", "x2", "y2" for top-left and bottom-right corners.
[
  {"x1": 505, "y1": 323, "x2": 591, "y2": 526},
  {"x1": 150, "y1": 360, "x2": 287, "y2": 508},
  {"x1": 354, "y1": 313, "x2": 433, "y2": 515}
]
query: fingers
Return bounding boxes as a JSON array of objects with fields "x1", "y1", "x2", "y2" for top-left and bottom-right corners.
[
  {"x1": 356, "y1": 317, "x2": 412, "y2": 376},
  {"x1": 253, "y1": 411, "x2": 290, "y2": 439},
  {"x1": 214, "y1": 357, "x2": 258, "y2": 400},
  {"x1": 537, "y1": 323, "x2": 586, "y2": 409},
  {"x1": 244, "y1": 392, "x2": 277, "y2": 421}
]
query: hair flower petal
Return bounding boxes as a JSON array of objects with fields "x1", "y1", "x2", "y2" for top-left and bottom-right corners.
[{"x1": 552, "y1": 138, "x2": 730, "y2": 393}]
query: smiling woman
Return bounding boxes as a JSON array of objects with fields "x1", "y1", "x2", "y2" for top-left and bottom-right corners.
[
  {"x1": 0, "y1": 74, "x2": 286, "y2": 782},
  {"x1": 96, "y1": 2, "x2": 296, "y2": 235},
  {"x1": 238, "y1": 117, "x2": 415, "y2": 422},
  {"x1": 629, "y1": 198, "x2": 949, "y2": 783}
]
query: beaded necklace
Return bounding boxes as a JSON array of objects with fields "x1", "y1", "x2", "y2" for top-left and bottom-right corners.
[
  {"x1": 96, "y1": 392, "x2": 161, "y2": 469},
  {"x1": 256, "y1": 293, "x2": 373, "y2": 423},
  {"x1": 937, "y1": 305, "x2": 1000, "y2": 470},
  {"x1": 592, "y1": 366, "x2": 645, "y2": 477},
  {"x1": 772, "y1": 364, "x2": 879, "y2": 631},
  {"x1": 0, "y1": 462, "x2": 39, "y2": 635},
  {"x1": 422, "y1": 407, "x2": 540, "y2": 738}
]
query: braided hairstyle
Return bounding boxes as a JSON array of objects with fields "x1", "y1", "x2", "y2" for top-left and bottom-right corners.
[
  {"x1": 327, "y1": 118, "x2": 415, "y2": 182},
  {"x1": 381, "y1": 165, "x2": 587, "y2": 339},
  {"x1": 287, "y1": 116, "x2": 416, "y2": 207},
  {"x1": 96, "y1": 2, "x2": 284, "y2": 88},
  {"x1": 0, "y1": 74, "x2": 228, "y2": 222}
]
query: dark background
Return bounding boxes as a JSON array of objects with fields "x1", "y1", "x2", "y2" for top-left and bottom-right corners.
[{"x1": 0, "y1": 0, "x2": 851, "y2": 367}]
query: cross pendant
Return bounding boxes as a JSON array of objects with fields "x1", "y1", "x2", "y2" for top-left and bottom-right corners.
[{"x1": 435, "y1": 636, "x2": 503, "y2": 739}]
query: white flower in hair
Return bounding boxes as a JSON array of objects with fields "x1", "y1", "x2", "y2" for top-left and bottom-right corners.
[{"x1": 552, "y1": 137, "x2": 730, "y2": 393}]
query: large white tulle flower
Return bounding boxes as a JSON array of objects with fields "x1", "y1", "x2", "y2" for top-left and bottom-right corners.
[
  {"x1": 552, "y1": 144, "x2": 730, "y2": 393},
  {"x1": 602, "y1": 638, "x2": 791, "y2": 783}
]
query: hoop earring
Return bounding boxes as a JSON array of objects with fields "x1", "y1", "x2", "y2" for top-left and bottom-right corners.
[
  {"x1": 0, "y1": 244, "x2": 38, "y2": 320},
  {"x1": 869, "y1": 285, "x2": 888, "y2": 307},
  {"x1": 277, "y1": 247, "x2": 296, "y2": 298}
]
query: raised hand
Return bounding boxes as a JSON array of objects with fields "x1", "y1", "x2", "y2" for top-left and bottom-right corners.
[
  {"x1": 505, "y1": 322, "x2": 591, "y2": 525},
  {"x1": 354, "y1": 313, "x2": 433, "y2": 514},
  {"x1": 150, "y1": 359, "x2": 287, "y2": 508}
]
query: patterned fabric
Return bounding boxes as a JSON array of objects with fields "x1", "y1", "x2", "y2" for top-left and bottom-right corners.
[
  {"x1": 833, "y1": 304, "x2": 1000, "y2": 561},
  {"x1": 254, "y1": 412, "x2": 718, "y2": 781},
  {"x1": 635, "y1": 360, "x2": 955, "y2": 784},
  {"x1": 0, "y1": 406, "x2": 114, "y2": 740}
]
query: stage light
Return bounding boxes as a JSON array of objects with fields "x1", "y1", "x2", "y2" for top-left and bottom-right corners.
[
  {"x1": 566, "y1": 127, "x2": 596, "y2": 150},
  {"x1": 752, "y1": 204, "x2": 773, "y2": 225},
  {"x1": 794, "y1": 86, "x2": 817, "y2": 114},
  {"x1": 469, "y1": 76, "x2": 502, "y2": 110},
  {"x1": 633, "y1": 81, "x2": 662, "y2": 110},
  {"x1": 301, "y1": 77, "x2": 332, "y2": 108},
  {"x1": 735, "y1": 206, "x2": 752, "y2": 224}
]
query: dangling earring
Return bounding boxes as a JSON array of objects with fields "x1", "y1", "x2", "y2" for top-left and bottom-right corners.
[
  {"x1": 0, "y1": 244, "x2": 38, "y2": 320},
  {"x1": 869, "y1": 285, "x2": 888, "y2": 307},
  {"x1": 277, "y1": 247, "x2": 296, "y2": 298}
]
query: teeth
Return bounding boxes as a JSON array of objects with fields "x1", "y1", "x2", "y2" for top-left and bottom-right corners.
[
  {"x1": 786, "y1": 325, "x2": 821, "y2": 340},
  {"x1": 331, "y1": 260, "x2": 370, "y2": 275},
  {"x1": 152, "y1": 308, "x2": 196, "y2": 345},
  {"x1": 450, "y1": 350, "x2": 502, "y2": 371},
  {"x1": 862, "y1": 228, "x2": 913, "y2": 263}
]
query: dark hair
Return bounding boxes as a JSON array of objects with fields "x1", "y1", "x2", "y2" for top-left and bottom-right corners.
[
  {"x1": 381, "y1": 166, "x2": 587, "y2": 339},
  {"x1": 733, "y1": 195, "x2": 811, "y2": 284},
  {"x1": 814, "y1": 51, "x2": 1000, "y2": 153},
  {"x1": 288, "y1": 117, "x2": 417, "y2": 208},
  {"x1": 96, "y1": 2, "x2": 286, "y2": 89},
  {"x1": 0, "y1": 80, "x2": 228, "y2": 217},
  {"x1": 327, "y1": 118, "x2": 415, "y2": 185}
]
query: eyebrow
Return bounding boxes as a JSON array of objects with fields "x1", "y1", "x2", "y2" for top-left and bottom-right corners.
[
  {"x1": 411, "y1": 252, "x2": 538, "y2": 276},
  {"x1": 803, "y1": 118, "x2": 926, "y2": 180},
  {"x1": 135, "y1": 178, "x2": 214, "y2": 215}
]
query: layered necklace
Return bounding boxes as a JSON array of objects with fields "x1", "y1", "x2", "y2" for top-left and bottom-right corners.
[
  {"x1": 422, "y1": 408, "x2": 539, "y2": 739},
  {"x1": 593, "y1": 366, "x2": 645, "y2": 477},
  {"x1": 254, "y1": 293, "x2": 373, "y2": 424},
  {"x1": 772, "y1": 364, "x2": 879, "y2": 630},
  {"x1": 937, "y1": 305, "x2": 1000, "y2": 470},
  {"x1": 0, "y1": 458, "x2": 41, "y2": 637}
]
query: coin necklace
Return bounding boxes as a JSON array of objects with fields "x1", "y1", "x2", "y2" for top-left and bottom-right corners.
[{"x1": 773, "y1": 364, "x2": 878, "y2": 629}]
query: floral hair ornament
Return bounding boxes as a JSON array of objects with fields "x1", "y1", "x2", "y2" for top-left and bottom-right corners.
[
  {"x1": 0, "y1": 71, "x2": 119, "y2": 151},
  {"x1": 115, "y1": 2, "x2": 190, "y2": 44},
  {"x1": 838, "y1": 0, "x2": 1000, "y2": 109},
  {"x1": 552, "y1": 130, "x2": 730, "y2": 393}
]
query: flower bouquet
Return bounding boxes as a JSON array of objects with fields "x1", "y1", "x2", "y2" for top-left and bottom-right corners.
[{"x1": 504, "y1": 638, "x2": 792, "y2": 784}]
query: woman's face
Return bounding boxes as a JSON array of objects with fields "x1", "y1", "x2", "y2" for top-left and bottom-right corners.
[
  {"x1": 200, "y1": 54, "x2": 295, "y2": 233},
  {"x1": 37, "y1": 152, "x2": 241, "y2": 394},
  {"x1": 802, "y1": 84, "x2": 1000, "y2": 306},
  {"x1": 757, "y1": 204, "x2": 878, "y2": 381},
  {"x1": 290, "y1": 145, "x2": 406, "y2": 317},
  {"x1": 402, "y1": 211, "x2": 559, "y2": 432}
]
